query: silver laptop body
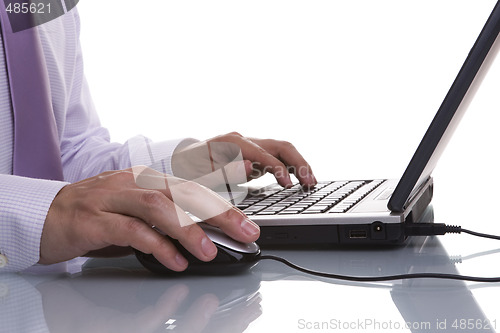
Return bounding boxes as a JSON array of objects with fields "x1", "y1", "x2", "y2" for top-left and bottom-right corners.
[{"x1": 240, "y1": 1, "x2": 500, "y2": 246}]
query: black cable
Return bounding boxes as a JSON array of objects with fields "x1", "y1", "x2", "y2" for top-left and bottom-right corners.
[
  {"x1": 461, "y1": 228, "x2": 500, "y2": 241},
  {"x1": 258, "y1": 225, "x2": 500, "y2": 283},
  {"x1": 404, "y1": 223, "x2": 500, "y2": 240},
  {"x1": 259, "y1": 255, "x2": 500, "y2": 283}
]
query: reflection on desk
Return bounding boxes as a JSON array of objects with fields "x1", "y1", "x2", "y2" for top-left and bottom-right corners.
[
  {"x1": 1, "y1": 208, "x2": 499, "y2": 332},
  {"x1": 257, "y1": 235, "x2": 497, "y2": 333}
]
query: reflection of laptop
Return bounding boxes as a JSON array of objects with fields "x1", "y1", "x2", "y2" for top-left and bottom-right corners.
[{"x1": 240, "y1": 1, "x2": 500, "y2": 246}]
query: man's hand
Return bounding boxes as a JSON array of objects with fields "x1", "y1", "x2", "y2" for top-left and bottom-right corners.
[
  {"x1": 39, "y1": 168, "x2": 260, "y2": 271},
  {"x1": 172, "y1": 132, "x2": 317, "y2": 188}
]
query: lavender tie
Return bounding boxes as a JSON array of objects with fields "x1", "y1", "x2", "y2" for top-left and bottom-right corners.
[{"x1": 0, "y1": 7, "x2": 64, "y2": 180}]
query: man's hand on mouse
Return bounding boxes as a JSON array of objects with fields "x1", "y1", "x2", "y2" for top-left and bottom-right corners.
[
  {"x1": 39, "y1": 133, "x2": 316, "y2": 271},
  {"x1": 40, "y1": 168, "x2": 260, "y2": 271}
]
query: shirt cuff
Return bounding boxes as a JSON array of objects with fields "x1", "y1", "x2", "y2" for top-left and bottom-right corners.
[{"x1": 0, "y1": 175, "x2": 68, "y2": 272}]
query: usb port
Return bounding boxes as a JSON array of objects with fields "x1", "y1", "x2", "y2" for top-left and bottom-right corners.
[{"x1": 349, "y1": 230, "x2": 367, "y2": 239}]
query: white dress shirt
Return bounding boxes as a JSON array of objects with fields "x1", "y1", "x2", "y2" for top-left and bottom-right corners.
[{"x1": 0, "y1": 8, "x2": 188, "y2": 272}]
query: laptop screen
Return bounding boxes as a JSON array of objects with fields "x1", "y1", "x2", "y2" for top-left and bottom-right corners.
[{"x1": 388, "y1": 0, "x2": 500, "y2": 212}]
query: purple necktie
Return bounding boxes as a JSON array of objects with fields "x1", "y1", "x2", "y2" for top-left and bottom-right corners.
[{"x1": 0, "y1": 6, "x2": 64, "y2": 180}]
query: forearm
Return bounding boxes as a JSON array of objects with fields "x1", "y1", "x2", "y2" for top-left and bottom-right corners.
[{"x1": 61, "y1": 130, "x2": 193, "y2": 182}]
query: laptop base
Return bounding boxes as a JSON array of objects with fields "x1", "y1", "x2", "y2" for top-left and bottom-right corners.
[{"x1": 255, "y1": 181, "x2": 433, "y2": 247}]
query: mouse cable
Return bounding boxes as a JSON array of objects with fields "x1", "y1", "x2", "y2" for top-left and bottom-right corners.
[
  {"x1": 259, "y1": 224, "x2": 500, "y2": 283},
  {"x1": 259, "y1": 255, "x2": 500, "y2": 282}
]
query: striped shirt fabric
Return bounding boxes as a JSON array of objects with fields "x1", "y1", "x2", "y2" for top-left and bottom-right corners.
[{"x1": 0, "y1": 7, "x2": 186, "y2": 272}]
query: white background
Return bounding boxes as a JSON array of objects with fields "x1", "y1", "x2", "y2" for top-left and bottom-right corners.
[
  {"x1": 77, "y1": 0, "x2": 499, "y2": 181},
  {"x1": 76, "y1": 1, "x2": 500, "y2": 329}
]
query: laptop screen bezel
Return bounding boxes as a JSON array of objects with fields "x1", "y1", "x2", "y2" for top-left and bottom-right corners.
[{"x1": 388, "y1": 0, "x2": 500, "y2": 212}]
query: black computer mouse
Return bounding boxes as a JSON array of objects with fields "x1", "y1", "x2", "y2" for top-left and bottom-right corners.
[{"x1": 135, "y1": 224, "x2": 261, "y2": 275}]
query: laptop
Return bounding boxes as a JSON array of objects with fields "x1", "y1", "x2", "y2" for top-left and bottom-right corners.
[{"x1": 237, "y1": 1, "x2": 500, "y2": 247}]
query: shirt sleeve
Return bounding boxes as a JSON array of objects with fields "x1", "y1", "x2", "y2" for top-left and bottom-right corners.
[
  {"x1": 45, "y1": 9, "x2": 190, "y2": 183},
  {"x1": 0, "y1": 9, "x2": 192, "y2": 273},
  {"x1": 0, "y1": 175, "x2": 68, "y2": 272}
]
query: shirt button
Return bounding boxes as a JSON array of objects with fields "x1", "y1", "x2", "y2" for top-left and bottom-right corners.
[{"x1": 0, "y1": 254, "x2": 8, "y2": 268}]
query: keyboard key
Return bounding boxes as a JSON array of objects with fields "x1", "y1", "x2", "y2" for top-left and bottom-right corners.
[
  {"x1": 278, "y1": 208, "x2": 305, "y2": 214},
  {"x1": 241, "y1": 180, "x2": 384, "y2": 216}
]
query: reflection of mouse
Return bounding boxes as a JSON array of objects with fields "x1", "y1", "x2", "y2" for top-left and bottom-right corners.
[{"x1": 135, "y1": 224, "x2": 261, "y2": 275}]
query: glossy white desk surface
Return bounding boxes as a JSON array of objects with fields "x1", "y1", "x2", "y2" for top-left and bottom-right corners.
[{"x1": 2, "y1": 188, "x2": 500, "y2": 333}]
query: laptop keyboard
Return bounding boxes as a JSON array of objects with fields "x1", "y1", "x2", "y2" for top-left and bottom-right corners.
[{"x1": 237, "y1": 180, "x2": 384, "y2": 216}]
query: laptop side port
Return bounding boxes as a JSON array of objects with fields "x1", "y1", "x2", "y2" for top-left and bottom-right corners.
[
  {"x1": 371, "y1": 221, "x2": 386, "y2": 240},
  {"x1": 349, "y1": 230, "x2": 368, "y2": 239}
]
